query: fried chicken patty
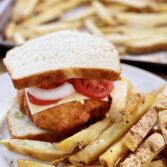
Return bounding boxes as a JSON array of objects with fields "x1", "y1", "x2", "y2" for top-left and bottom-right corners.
[{"x1": 18, "y1": 90, "x2": 111, "y2": 136}]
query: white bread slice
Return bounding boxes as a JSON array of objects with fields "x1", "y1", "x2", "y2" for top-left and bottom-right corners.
[
  {"x1": 120, "y1": 133, "x2": 165, "y2": 167},
  {"x1": 7, "y1": 98, "x2": 58, "y2": 141},
  {"x1": 3, "y1": 30, "x2": 121, "y2": 89}
]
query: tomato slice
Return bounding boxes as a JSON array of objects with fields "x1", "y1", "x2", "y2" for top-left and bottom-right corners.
[
  {"x1": 73, "y1": 79, "x2": 113, "y2": 99},
  {"x1": 37, "y1": 80, "x2": 65, "y2": 89},
  {"x1": 27, "y1": 93, "x2": 60, "y2": 106}
]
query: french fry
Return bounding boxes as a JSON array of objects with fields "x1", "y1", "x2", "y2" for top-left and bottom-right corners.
[
  {"x1": 100, "y1": 138, "x2": 129, "y2": 167},
  {"x1": 101, "y1": 26, "x2": 167, "y2": 35},
  {"x1": 114, "y1": 12, "x2": 167, "y2": 28},
  {"x1": 116, "y1": 46, "x2": 127, "y2": 56},
  {"x1": 158, "y1": 3, "x2": 167, "y2": 12},
  {"x1": 51, "y1": 157, "x2": 68, "y2": 166},
  {"x1": 148, "y1": 159, "x2": 166, "y2": 167},
  {"x1": 83, "y1": 18, "x2": 103, "y2": 36},
  {"x1": 158, "y1": 110, "x2": 167, "y2": 144},
  {"x1": 101, "y1": 26, "x2": 129, "y2": 34},
  {"x1": 127, "y1": 79, "x2": 138, "y2": 98},
  {"x1": 13, "y1": 32, "x2": 26, "y2": 45},
  {"x1": 151, "y1": 83, "x2": 166, "y2": 97},
  {"x1": 126, "y1": 35, "x2": 167, "y2": 54},
  {"x1": 35, "y1": 0, "x2": 62, "y2": 13},
  {"x1": 22, "y1": 10, "x2": 62, "y2": 25},
  {"x1": 15, "y1": 26, "x2": 39, "y2": 40},
  {"x1": 57, "y1": 118, "x2": 112, "y2": 153},
  {"x1": 64, "y1": 7, "x2": 96, "y2": 22},
  {"x1": 92, "y1": 0, "x2": 116, "y2": 25},
  {"x1": 123, "y1": 107, "x2": 158, "y2": 151},
  {"x1": 12, "y1": 0, "x2": 39, "y2": 22},
  {"x1": 108, "y1": 78, "x2": 130, "y2": 122},
  {"x1": 105, "y1": 33, "x2": 153, "y2": 45},
  {"x1": 26, "y1": 21, "x2": 82, "y2": 35},
  {"x1": 106, "y1": 3, "x2": 129, "y2": 12},
  {"x1": 22, "y1": 0, "x2": 39, "y2": 19},
  {"x1": 120, "y1": 133, "x2": 165, "y2": 167},
  {"x1": 123, "y1": 93, "x2": 143, "y2": 120},
  {"x1": 64, "y1": 165, "x2": 101, "y2": 167},
  {"x1": 12, "y1": 0, "x2": 27, "y2": 22},
  {"x1": 0, "y1": 139, "x2": 67, "y2": 161},
  {"x1": 100, "y1": 106, "x2": 158, "y2": 167},
  {"x1": 18, "y1": 160, "x2": 54, "y2": 167},
  {"x1": 69, "y1": 93, "x2": 156, "y2": 165},
  {"x1": 23, "y1": 0, "x2": 82, "y2": 25},
  {"x1": 4, "y1": 22, "x2": 16, "y2": 41},
  {"x1": 103, "y1": 0, "x2": 152, "y2": 10},
  {"x1": 154, "y1": 95, "x2": 167, "y2": 111}
]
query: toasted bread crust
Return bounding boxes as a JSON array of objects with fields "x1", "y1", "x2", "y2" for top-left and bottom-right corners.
[
  {"x1": 4, "y1": 30, "x2": 121, "y2": 90},
  {"x1": 6, "y1": 103, "x2": 58, "y2": 142},
  {"x1": 11, "y1": 67, "x2": 120, "y2": 90},
  {"x1": 19, "y1": 90, "x2": 110, "y2": 135}
]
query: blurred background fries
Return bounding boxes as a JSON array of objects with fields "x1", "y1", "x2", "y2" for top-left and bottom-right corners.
[{"x1": 1, "y1": 0, "x2": 167, "y2": 60}]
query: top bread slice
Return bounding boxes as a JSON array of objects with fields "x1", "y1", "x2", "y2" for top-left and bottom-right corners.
[{"x1": 3, "y1": 30, "x2": 121, "y2": 89}]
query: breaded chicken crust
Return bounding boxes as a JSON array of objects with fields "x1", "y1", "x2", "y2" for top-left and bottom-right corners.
[{"x1": 18, "y1": 90, "x2": 110, "y2": 136}]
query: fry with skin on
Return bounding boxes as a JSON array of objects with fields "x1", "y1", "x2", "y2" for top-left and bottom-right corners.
[
  {"x1": 123, "y1": 107, "x2": 158, "y2": 151},
  {"x1": 120, "y1": 133, "x2": 165, "y2": 167},
  {"x1": 100, "y1": 102, "x2": 158, "y2": 167},
  {"x1": 100, "y1": 138, "x2": 129, "y2": 167},
  {"x1": 57, "y1": 118, "x2": 112, "y2": 153},
  {"x1": 158, "y1": 109, "x2": 167, "y2": 144},
  {"x1": 69, "y1": 92, "x2": 157, "y2": 165},
  {"x1": 148, "y1": 159, "x2": 167, "y2": 167},
  {"x1": 154, "y1": 95, "x2": 167, "y2": 111}
]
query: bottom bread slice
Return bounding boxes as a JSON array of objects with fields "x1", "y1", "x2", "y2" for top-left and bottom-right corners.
[{"x1": 7, "y1": 98, "x2": 57, "y2": 142}]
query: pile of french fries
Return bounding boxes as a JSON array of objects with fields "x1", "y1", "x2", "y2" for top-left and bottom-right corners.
[
  {"x1": 4, "y1": 0, "x2": 167, "y2": 55},
  {"x1": 1, "y1": 78, "x2": 167, "y2": 167}
]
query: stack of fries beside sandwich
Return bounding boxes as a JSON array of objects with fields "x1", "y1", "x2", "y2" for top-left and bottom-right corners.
[
  {"x1": 4, "y1": 0, "x2": 167, "y2": 55},
  {"x1": 1, "y1": 78, "x2": 167, "y2": 167}
]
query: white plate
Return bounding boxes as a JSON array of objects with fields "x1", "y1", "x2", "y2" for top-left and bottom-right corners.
[{"x1": 0, "y1": 64, "x2": 166, "y2": 167}]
